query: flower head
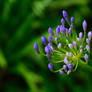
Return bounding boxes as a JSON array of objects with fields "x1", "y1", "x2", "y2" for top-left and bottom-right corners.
[{"x1": 34, "y1": 10, "x2": 92, "y2": 76}]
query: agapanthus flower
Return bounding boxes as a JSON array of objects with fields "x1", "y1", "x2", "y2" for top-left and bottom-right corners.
[
  {"x1": 41, "y1": 36, "x2": 47, "y2": 45},
  {"x1": 84, "y1": 54, "x2": 88, "y2": 62},
  {"x1": 79, "y1": 32, "x2": 83, "y2": 39},
  {"x1": 60, "y1": 70, "x2": 64, "y2": 75},
  {"x1": 68, "y1": 64, "x2": 73, "y2": 70},
  {"x1": 86, "y1": 38, "x2": 90, "y2": 44},
  {"x1": 71, "y1": 17, "x2": 75, "y2": 24},
  {"x1": 34, "y1": 42, "x2": 40, "y2": 54},
  {"x1": 80, "y1": 49, "x2": 83, "y2": 53},
  {"x1": 57, "y1": 43, "x2": 62, "y2": 48},
  {"x1": 68, "y1": 28, "x2": 72, "y2": 35},
  {"x1": 48, "y1": 63, "x2": 53, "y2": 71},
  {"x1": 48, "y1": 27, "x2": 54, "y2": 36},
  {"x1": 62, "y1": 10, "x2": 69, "y2": 22},
  {"x1": 82, "y1": 20, "x2": 87, "y2": 32},
  {"x1": 61, "y1": 18, "x2": 65, "y2": 25},
  {"x1": 55, "y1": 37, "x2": 58, "y2": 42},
  {"x1": 34, "y1": 10, "x2": 92, "y2": 75},
  {"x1": 63, "y1": 65, "x2": 67, "y2": 71},
  {"x1": 48, "y1": 36, "x2": 53, "y2": 43},
  {"x1": 67, "y1": 71, "x2": 71, "y2": 75},
  {"x1": 73, "y1": 41, "x2": 77, "y2": 47},
  {"x1": 88, "y1": 31, "x2": 92, "y2": 40}
]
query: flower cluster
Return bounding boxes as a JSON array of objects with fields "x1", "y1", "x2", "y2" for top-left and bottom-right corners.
[{"x1": 34, "y1": 10, "x2": 92, "y2": 75}]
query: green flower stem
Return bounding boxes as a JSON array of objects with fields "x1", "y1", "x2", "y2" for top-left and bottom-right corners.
[
  {"x1": 79, "y1": 60, "x2": 92, "y2": 72},
  {"x1": 82, "y1": 31, "x2": 86, "y2": 45},
  {"x1": 53, "y1": 50, "x2": 65, "y2": 55},
  {"x1": 54, "y1": 60, "x2": 64, "y2": 63},
  {"x1": 53, "y1": 68, "x2": 63, "y2": 73},
  {"x1": 73, "y1": 60, "x2": 78, "y2": 72},
  {"x1": 40, "y1": 53, "x2": 47, "y2": 56}
]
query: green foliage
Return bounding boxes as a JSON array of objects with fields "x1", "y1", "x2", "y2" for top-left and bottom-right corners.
[{"x1": 0, "y1": 0, "x2": 92, "y2": 92}]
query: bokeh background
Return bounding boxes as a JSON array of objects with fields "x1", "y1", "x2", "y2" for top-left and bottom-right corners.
[{"x1": 0, "y1": 0, "x2": 92, "y2": 92}]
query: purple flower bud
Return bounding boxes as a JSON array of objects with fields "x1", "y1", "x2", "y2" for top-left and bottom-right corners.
[
  {"x1": 69, "y1": 52, "x2": 72, "y2": 57},
  {"x1": 86, "y1": 45, "x2": 90, "y2": 52},
  {"x1": 73, "y1": 41, "x2": 77, "y2": 47},
  {"x1": 55, "y1": 37, "x2": 58, "y2": 42},
  {"x1": 66, "y1": 28, "x2": 68, "y2": 32},
  {"x1": 61, "y1": 18, "x2": 65, "y2": 24},
  {"x1": 63, "y1": 65, "x2": 67, "y2": 71},
  {"x1": 68, "y1": 64, "x2": 73, "y2": 70},
  {"x1": 34, "y1": 42, "x2": 40, "y2": 54},
  {"x1": 48, "y1": 43, "x2": 54, "y2": 51},
  {"x1": 64, "y1": 57, "x2": 69, "y2": 64},
  {"x1": 67, "y1": 71, "x2": 71, "y2": 75},
  {"x1": 45, "y1": 46, "x2": 50, "y2": 54},
  {"x1": 48, "y1": 27, "x2": 54, "y2": 36},
  {"x1": 84, "y1": 54, "x2": 88, "y2": 62},
  {"x1": 80, "y1": 49, "x2": 83, "y2": 53},
  {"x1": 66, "y1": 52, "x2": 69, "y2": 56},
  {"x1": 59, "y1": 70, "x2": 64, "y2": 75},
  {"x1": 41, "y1": 36, "x2": 47, "y2": 45},
  {"x1": 86, "y1": 38, "x2": 90, "y2": 44},
  {"x1": 48, "y1": 36, "x2": 52, "y2": 43},
  {"x1": 68, "y1": 28, "x2": 72, "y2": 35},
  {"x1": 77, "y1": 38, "x2": 80, "y2": 41},
  {"x1": 79, "y1": 32, "x2": 83, "y2": 39},
  {"x1": 56, "y1": 26, "x2": 60, "y2": 34},
  {"x1": 60, "y1": 25, "x2": 66, "y2": 34},
  {"x1": 80, "y1": 45, "x2": 83, "y2": 49},
  {"x1": 68, "y1": 44, "x2": 73, "y2": 49},
  {"x1": 59, "y1": 34, "x2": 61, "y2": 38},
  {"x1": 88, "y1": 31, "x2": 92, "y2": 40},
  {"x1": 82, "y1": 20, "x2": 87, "y2": 32},
  {"x1": 71, "y1": 17, "x2": 75, "y2": 24},
  {"x1": 57, "y1": 43, "x2": 62, "y2": 48},
  {"x1": 48, "y1": 63, "x2": 53, "y2": 71},
  {"x1": 62, "y1": 10, "x2": 68, "y2": 22}
]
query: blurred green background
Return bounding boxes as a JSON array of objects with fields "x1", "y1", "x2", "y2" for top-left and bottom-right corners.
[{"x1": 0, "y1": 0, "x2": 92, "y2": 92}]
